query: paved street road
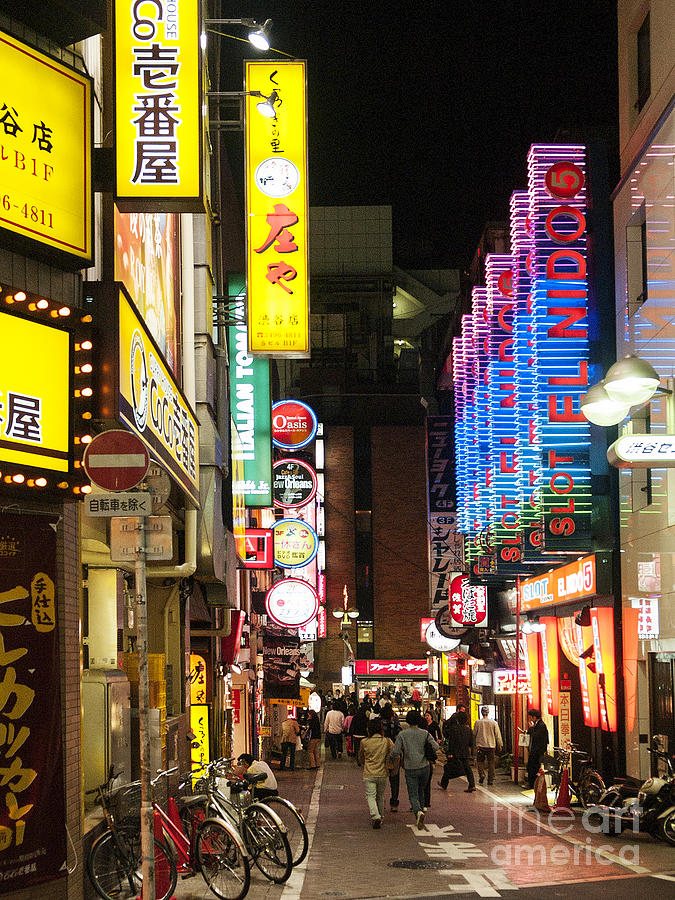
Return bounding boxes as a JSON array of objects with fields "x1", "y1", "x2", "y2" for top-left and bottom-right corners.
[{"x1": 174, "y1": 753, "x2": 675, "y2": 900}]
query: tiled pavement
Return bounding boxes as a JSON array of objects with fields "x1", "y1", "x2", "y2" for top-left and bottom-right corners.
[{"x1": 172, "y1": 750, "x2": 675, "y2": 900}]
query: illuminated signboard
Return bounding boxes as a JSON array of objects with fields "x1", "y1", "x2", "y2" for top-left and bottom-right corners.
[
  {"x1": 449, "y1": 574, "x2": 487, "y2": 627},
  {"x1": 0, "y1": 30, "x2": 92, "y2": 267},
  {"x1": 607, "y1": 434, "x2": 675, "y2": 468},
  {"x1": 272, "y1": 399, "x2": 317, "y2": 449},
  {"x1": 189, "y1": 653, "x2": 207, "y2": 705},
  {"x1": 114, "y1": 208, "x2": 181, "y2": 376},
  {"x1": 265, "y1": 578, "x2": 319, "y2": 629},
  {"x1": 273, "y1": 458, "x2": 317, "y2": 508},
  {"x1": 424, "y1": 620, "x2": 460, "y2": 653},
  {"x1": 229, "y1": 293, "x2": 272, "y2": 507},
  {"x1": 528, "y1": 145, "x2": 591, "y2": 550},
  {"x1": 493, "y1": 669, "x2": 531, "y2": 694},
  {"x1": 487, "y1": 254, "x2": 522, "y2": 570},
  {"x1": 114, "y1": 0, "x2": 202, "y2": 209},
  {"x1": 242, "y1": 527, "x2": 274, "y2": 569},
  {"x1": 245, "y1": 60, "x2": 309, "y2": 357},
  {"x1": 272, "y1": 518, "x2": 318, "y2": 568},
  {"x1": 354, "y1": 660, "x2": 429, "y2": 676},
  {"x1": 95, "y1": 284, "x2": 199, "y2": 504},
  {"x1": 190, "y1": 704, "x2": 209, "y2": 780},
  {"x1": 520, "y1": 552, "x2": 612, "y2": 611},
  {"x1": 0, "y1": 310, "x2": 70, "y2": 472},
  {"x1": 426, "y1": 416, "x2": 454, "y2": 512},
  {"x1": 631, "y1": 596, "x2": 660, "y2": 640}
]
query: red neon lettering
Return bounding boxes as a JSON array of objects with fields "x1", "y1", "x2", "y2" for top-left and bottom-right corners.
[
  {"x1": 550, "y1": 472, "x2": 574, "y2": 494},
  {"x1": 547, "y1": 288, "x2": 587, "y2": 298},
  {"x1": 529, "y1": 529, "x2": 542, "y2": 547},
  {"x1": 545, "y1": 206, "x2": 586, "y2": 244},
  {"x1": 552, "y1": 497, "x2": 575, "y2": 514},
  {"x1": 500, "y1": 494, "x2": 518, "y2": 506},
  {"x1": 500, "y1": 452, "x2": 517, "y2": 473},
  {"x1": 549, "y1": 361, "x2": 588, "y2": 386},
  {"x1": 529, "y1": 419, "x2": 537, "y2": 443},
  {"x1": 498, "y1": 339, "x2": 513, "y2": 361},
  {"x1": 499, "y1": 386, "x2": 516, "y2": 408},
  {"x1": 501, "y1": 514, "x2": 520, "y2": 529},
  {"x1": 548, "y1": 450, "x2": 574, "y2": 468},
  {"x1": 500, "y1": 546, "x2": 521, "y2": 562},
  {"x1": 549, "y1": 516, "x2": 576, "y2": 536},
  {"x1": 498, "y1": 304, "x2": 513, "y2": 332},
  {"x1": 547, "y1": 307, "x2": 587, "y2": 338},
  {"x1": 548, "y1": 394, "x2": 585, "y2": 422},
  {"x1": 546, "y1": 250, "x2": 586, "y2": 280}
]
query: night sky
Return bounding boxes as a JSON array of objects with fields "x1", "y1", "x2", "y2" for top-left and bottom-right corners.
[{"x1": 219, "y1": 1, "x2": 618, "y2": 270}]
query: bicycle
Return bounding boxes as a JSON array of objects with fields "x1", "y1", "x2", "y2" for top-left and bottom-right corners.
[
  {"x1": 86, "y1": 766, "x2": 178, "y2": 900},
  {"x1": 254, "y1": 792, "x2": 308, "y2": 867},
  {"x1": 193, "y1": 758, "x2": 293, "y2": 884},
  {"x1": 151, "y1": 767, "x2": 251, "y2": 900},
  {"x1": 550, "y1": 743, "x2": 605, "y2": 808}
]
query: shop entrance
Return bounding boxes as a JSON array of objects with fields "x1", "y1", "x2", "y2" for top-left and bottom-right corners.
[{"x1": 650, "y1": 653, "x2": 675, "y2": 765}]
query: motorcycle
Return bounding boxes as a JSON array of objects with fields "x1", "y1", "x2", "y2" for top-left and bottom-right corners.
[{"x1": 589, "y1": 745, "x2": 675, "y2": 844}]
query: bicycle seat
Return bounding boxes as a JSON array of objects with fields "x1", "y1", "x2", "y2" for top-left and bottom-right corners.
[
  {"x1": 245, "y1": 773, "x2": 268, "y2": 786},
  {"x1": 228, "y1": 781, "x2": 249, "y2": 794}
]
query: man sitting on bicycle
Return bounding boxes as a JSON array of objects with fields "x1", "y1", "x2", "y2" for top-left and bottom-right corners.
[{"x1": 236, "y1": 753, "x2": 279, "y2": 799}]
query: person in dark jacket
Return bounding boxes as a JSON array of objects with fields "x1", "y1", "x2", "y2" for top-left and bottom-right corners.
[
  {"x1": 349, "y1": 703, "x2": 370, "y2": 764},
  {"x1": 526, "y1": 708, "x2": 549, "y2": 789},
  {"x1": 439, "y1": 711, "x2": 476, "y2": 792},
  {"x1": 442, "y1": 703, "x2": 467, "y2": 743},
  {"x1": 380, "y1": 703, "x2": 402, "y2": 811},
  {"x1": 422, "y1": 710, "x2": 441, "y2": 808}
]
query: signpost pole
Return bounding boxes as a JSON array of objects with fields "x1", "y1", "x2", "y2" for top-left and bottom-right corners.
[{"x1": 134, "y1": 514, "x2": 155, "y2": 899}]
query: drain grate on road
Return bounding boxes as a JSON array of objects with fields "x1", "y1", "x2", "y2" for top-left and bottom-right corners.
[{"x1": 390, "y1": 859, "x2": 461, "y2": 870}]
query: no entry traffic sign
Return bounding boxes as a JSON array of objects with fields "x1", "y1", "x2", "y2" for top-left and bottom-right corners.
[{"x1": 83, "y1": 430, "x2": 150, "y2": 492}]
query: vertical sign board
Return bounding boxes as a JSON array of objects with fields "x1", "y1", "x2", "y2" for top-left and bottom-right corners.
[
  {"x1": 114, "y1": 0, "x2": 203, "y2": 210},
  {"x1": 0, "y1": 515, "x2": 66, "y2": 890},
  {"x1": 0, "y1": 30, "x2": 92, "y2": 268},
  {"x1": 528, "y1": 146, "x2": 591, "y2": 550},
  {"x1": 228, "y1": 298, "x2": 272, "y2": 507},
  {"x1": 428, "y1": 514, "x2": 464, "y2": 617},
  {"x1": 426, "y1": 416, "x2": 455, "y2": 513},
  {"x1": 245, "y1": 61, "x2": 309, "y2": 357},
  {"x1": 0, "y1": 311, "x2": 71, "y2": 475}
]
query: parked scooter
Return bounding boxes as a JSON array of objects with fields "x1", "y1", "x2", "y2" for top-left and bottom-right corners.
[{"x1": 590, "y1": 745, "x2": 675, "y2": 844}]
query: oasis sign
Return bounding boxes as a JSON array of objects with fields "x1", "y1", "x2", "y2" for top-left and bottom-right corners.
[{"x1": 272, "y1": 400, "x2": 317, "y2": 449}]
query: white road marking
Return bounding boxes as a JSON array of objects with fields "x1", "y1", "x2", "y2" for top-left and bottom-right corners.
[{"x1": 280, "y1": 766, "x2": 323, "y2": 900}]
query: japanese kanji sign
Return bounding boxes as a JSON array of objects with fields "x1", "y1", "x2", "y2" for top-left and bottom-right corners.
[
  {"x1": 428, "y1": 513, "x2": 464, "y2": 617},
  {"x1": 0, "y1": 29, "x2": 92, "y2": 267},
  {"x1": 0, "y1": 514, "x2": 66, "y2": 889},
  {"x1": 0, "y1": 311, "x2": 70, "y2": 474},
  {"x1": 449, "y1": 574, "x2": 488, "y2": 627},
  {"x1": 245, "y1": 61, "x2": 309, "y2": 357},
  {"x1": 114, "y1": 0, "x2": 202, "y2": 210}
]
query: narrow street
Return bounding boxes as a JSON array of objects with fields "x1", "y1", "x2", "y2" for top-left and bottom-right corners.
[{"x1": 175, "y1": 755, "x2": 675, "y2": 900}]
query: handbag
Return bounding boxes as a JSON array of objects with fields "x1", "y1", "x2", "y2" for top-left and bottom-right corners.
[
  {"x1": 424, "y1": 734, "x2": 437, "y2": 763},
  {"x1": 518, "y1": 732, "x2": 530, "y2": 748}
]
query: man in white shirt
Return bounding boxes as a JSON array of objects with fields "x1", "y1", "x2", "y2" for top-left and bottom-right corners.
[
  {"x1": 473, "y1": 706, "x2": 503, "y2": 786},
  {"x1": 236, "y1": 753, "x2": 278, "y2": 799},
  {"x1": 323, "y1": 702, "x2": 345, "y2": 759}
]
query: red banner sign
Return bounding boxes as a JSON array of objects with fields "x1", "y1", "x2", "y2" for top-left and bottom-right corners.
[
  {"x1": 449, "y1": 574, "x2": 488, "y2": 627},
  {"x1": 0, "y1": 515, "x2": 65, "y2": 889},
  {"x1": 354, "y1": 660, "x2": 429, "y2": 676}
]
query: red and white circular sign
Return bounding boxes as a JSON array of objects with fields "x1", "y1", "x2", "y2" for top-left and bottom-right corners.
[
  {"x1": 272, "y1": 400, "x2": 318, "y2": 450},
  {"x1": 544, "y1": 161, "x2": 584, "y2": 200},
  {"x1": 265, "y1": 578, "x2": 319, "y2": 629},
  {"x1": 83, "y1": 430, "x2": 150, "y2": 492}
]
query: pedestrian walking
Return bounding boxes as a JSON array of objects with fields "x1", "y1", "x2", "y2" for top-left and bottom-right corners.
[
  {"x1": 279, "y1": 713, "x2": 301, "y2": 770},
  {"x1": 391, "y1": 710, "x2": 439, "y2": 831},
  {"x1": 380, "y1": 702, "x2": 402, "y2": 811},
  {"x1": 422, "y1": 710, "x2": 442, "y2": 808},
  {"x1": 439, "y1": 710, "x2": 476, "y2": 792},
  {"x1": 323, "y1": 702, "x2": 345, "y2": 759},
  {"x1": 526, "y1": 708, "x2": 549, "y2": 789},
  {"x1": 358, "y1": 718, "x2": 394, "y2": 829},
  {"x1": 343, "y1": 704, "x2": 355, "y2": 757},
  {"x1": 306, "y1": 709, "x2": 322, "y2": 768},
  {"x1": 349, "y1": 703, "x2": 370, "y2": 764},
  {"x1": 473, "y1": 706, "x2": 503, "y2": 786}
]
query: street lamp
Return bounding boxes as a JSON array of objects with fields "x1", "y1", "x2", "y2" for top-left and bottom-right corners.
[
  {"x1": 581, "y1": 355, "x2": 665, "y2": 425},
  {"x1": 205, "y1": 17, "x2": 274, "y2": 51},
  {"x1": 332, "y1": 584, "x2": 359, "y2": 627}
]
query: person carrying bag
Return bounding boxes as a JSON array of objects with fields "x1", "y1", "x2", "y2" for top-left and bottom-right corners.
[{"x1": 439, "y1": 710, "x2": 476, "y2": 792}]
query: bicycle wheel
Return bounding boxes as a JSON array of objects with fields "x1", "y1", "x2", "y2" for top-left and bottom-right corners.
[
  {"x1": 196, "y1": 816, "x2": 251, "y2": 900},
  {"x1": 243, "y1": 803, "x2": 292, "y2": 883},
  {"x1": 87, "y1": 826, "x2": 177, "y2": 900},
  {"x1": 261, "y1": 795, "x2": 308, "y2": 866},
  {"x1": 579, "y1": 775, "x2": 605, "y2": 808}
]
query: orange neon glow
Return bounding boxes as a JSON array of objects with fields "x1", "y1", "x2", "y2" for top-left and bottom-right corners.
[
  {"x1": 557, "y1": 615, "x2": 580, "y2": 666},
  {"x1": 540, "y1": 617, "x2": 559, "y2": 716},
  {"x1": 622, "y1": 606, "x2": 639, "y2": 734},
  {"x1": 591, "y1": 607, "x2": 617, "y2": 733},
  {"x1": 576, "y1": 623, "x2": 600, "y2": 728}
]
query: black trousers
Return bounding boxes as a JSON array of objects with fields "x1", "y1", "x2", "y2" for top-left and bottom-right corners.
[
  {"x1": 440, "y1": 757, "x2": 475, "y2": 789},
  {"x1": 280, "y1": 741, "x2": 296, "y2": 769},
  {"x1": 527, "y1": 752, "x2": 543, "y2": 789}
]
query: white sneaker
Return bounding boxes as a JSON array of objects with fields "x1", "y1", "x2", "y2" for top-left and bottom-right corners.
[{"x1": 416, "y1": 811, "x2": 425, "y2": 830}]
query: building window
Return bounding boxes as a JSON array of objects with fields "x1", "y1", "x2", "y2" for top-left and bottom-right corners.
[
  {"x1": 636, "y1": 12, "x2": 650, "y2": 113},
  {"x1": 626, "y1": 204, "x2": 648, "y2": 318}
]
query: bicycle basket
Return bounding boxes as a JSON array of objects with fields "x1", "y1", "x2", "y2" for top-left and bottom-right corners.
[{"x1": 109, "y1": 782, "x2": 142, "y2": 827}]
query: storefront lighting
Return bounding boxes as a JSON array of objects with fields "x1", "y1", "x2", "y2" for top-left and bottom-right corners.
[
  {"x1": 14, "y1": 291, "x2": 25, "y2": 301},
  {"x1": 580, "y1": 382, "x2": 631, "y2": 426},
  {"x1": 255, "y1": 90, "x2": 279, "y2": 118},
  {"x1": 35, "y1": 478, "x2": 47, "y2": 487},
  {"x1": 205, "y1": 17, "x2": 273, "y2": 51},
  {"x1": 36, "y1": 299, "x2": 49, "y2": 309},
  {"x1": 248, "y1": 19, "x2": 272, "y2": 50},
  {"x1": 81, "y1": 484, "x2": 92, "y2": 494},
  {"x1": 58, "y1": 306, "x2": 71, "y2": 317},
  {"x1": 231, "y1": 663, "x2": 243, "y2": 675},
  {"x1": 11, "y1": 473, "x2": 25, "y2": 484}
]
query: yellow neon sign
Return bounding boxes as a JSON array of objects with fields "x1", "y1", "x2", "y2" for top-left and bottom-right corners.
[
  {"x1": 0, "y1": 30, "x2": 92, "y2": 263},
  {"x1": 114, "y1": 0, "x2": 202, "y2": 208},
  {"x1": 0, "y1": 311, "x2": 70, "y2": 472},
  {"x1": 245, "y1": 61, "x2": 309, "y2": 357}
]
